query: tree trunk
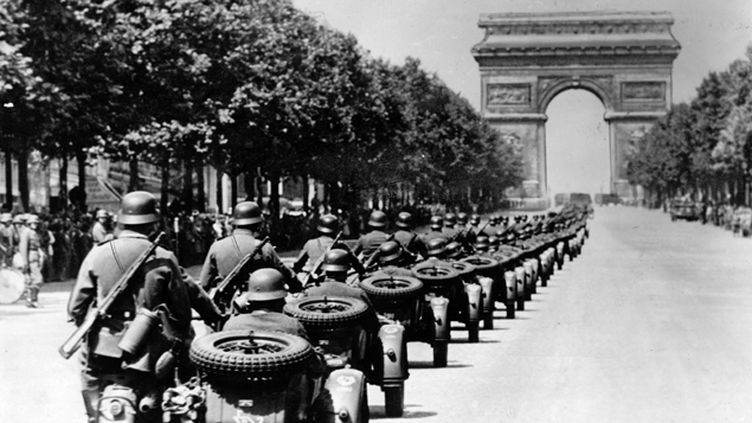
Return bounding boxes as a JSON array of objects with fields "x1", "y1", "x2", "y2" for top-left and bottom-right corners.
[
  {"x1": 160, "y1": 163, "x2": 170, "y2": 216},
  {"x1": 196, "y1": 163, "x2": 205, "y2": 212},
  {"x1": 215, "y1": 168, "x2": 223, "y2": 214},
  {"x1": 182, "y1": 160, "x2": 193, "y2": 212},
  {"x1": 4, "y1": 149, "x2": 13, "y2": 209},
  {"x1": 269, "y1": 171, "x2": 281, "y2": 237},
  {"x1": 76, "y1": 149, "x2": 87, "y2": 209},
  {"x1": 59, "y1": 155, "x2": 68, "y2": 212},
  {"x1": 302, "y1": 174, "x2": 309, "y2": 210},
  {"x1": 244, "y1": 171, "x2": 255, "y2": 200},
  {"x1": 128, "y1": 157, "x2": 140, "y2": 191},
  {"x1": 255, "y1": 168, "x2": 264, "y2": 206},
  {"x1": 230, "y1": 174, "x2": 238, "y2": 208},
  {"x1": 17, "y1": 149, "x2": 29, "y2": 212}
]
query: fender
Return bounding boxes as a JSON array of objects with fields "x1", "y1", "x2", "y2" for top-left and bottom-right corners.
[
  {"x1": 503, "y1": 271, "x2": 516, "y2": 301},
  {"x1": 323, "y1": 368, "x2": 368, "y2": 423},
  {"x1": 522, "y1": 261, "x2": 535, "y2": 296},
  {"x1": 464, "y1": 283, "x2": 482, "y2": 323},
  {"x1": 477, "y1": 276, "x2": 495, "y2": 316},
  {"x1": 98, "y1": 384, "x2": 137, "y2": 423},
  {"x1": 429, "y1": 296, "x2": 450, "y2": 342},
  {"x1": 514, "y1": 266, "x2": 527, "y2": 300},
  {"x1": 379, "y1": 324, "x2": 407, "y2": 386}
]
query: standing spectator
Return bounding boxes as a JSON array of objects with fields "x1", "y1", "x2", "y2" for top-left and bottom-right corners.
[
  {"x1": 18, "y1": 214, "x2": 45, "y2": 308},
  {"x1": 0, "y1": 213, "x2": 13, "y2": 267},
  {"x1": 91, "y1": 209, "x2": 112, "y2": 244}
]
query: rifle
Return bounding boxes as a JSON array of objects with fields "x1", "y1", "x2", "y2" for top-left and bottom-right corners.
[
  {"x1": 209, "y1": 237, "x2": 270, "y2": 314},
  {"x1": 362, "y1": 233, "x2": 395, "y2": 270},
  {"x1": 58, "y1": 232, "x2": 166, "y2": 360},
  {"x1": 301, "y1": 231, "x2": 342, "y2": 287}
]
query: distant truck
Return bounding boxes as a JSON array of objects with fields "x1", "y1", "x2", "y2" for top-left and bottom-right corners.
[{"x1": 594, "y1": 193, "x2": 621, "y2": 206}]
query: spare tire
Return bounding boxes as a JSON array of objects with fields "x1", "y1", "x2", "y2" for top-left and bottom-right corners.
[
  {"x1": 284, "y1": 296, "x2": 369, "y2": 329},
  {"x1": 190, "y1": 330, "x2": 313, "y2": 384},
  {"x1": 449, "y1": 261, "x2": 476, "y2": 280},
  {"x1": 359, "y1": 274, "x2": 423, "y2": 300},
  {"x1": 459, "y1": 256, "x2": 498, "y2": 279},
  {"x1": 411, "y1": 261, "x2": 460, "y2": 285}
]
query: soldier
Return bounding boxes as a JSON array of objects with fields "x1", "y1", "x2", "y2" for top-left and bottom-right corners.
[
  {"x1": 226, "y1": 268, "x2": 310, "y2": 341},
  {"x1": 424, "y1": 237, "x2": 448, "y2": 260},
  {"x1": 199, "y1": 201, "x2": 300, "y2": 294},
  {"x1": 354, "y1": 210, "x2": 389, "y2": 258},
  {"x1": 373, "y1": 240, "x2": 415, "y2": 278},
  {"x1": 293, "y1": 214, "x2": 342, "y2": 274},
  {"x1": 0, "y1": 213, "x2": 13, "y2": 267},
  {"x1": 18, "y1": 214, "x2": 45, "y2": 307},
  {"x1": 420, "y1": 215, "x2": 445, "y2": 246},
  {"x1": 91, "y1": 209, "x2": 112, "y2": 244},
  {"x1": 392, "y1": 211, "x2": 425, "y2": 257},
  {"x1": 441, "y1": 213, "x2": 459, "y2": 242},
  {"x1": 305, "y1": 249, "x2": 376, "y2": 310},
  {"x1": 67, "y1": 191, "x2": 222, "y2": 422},
  {"x1": 10, "y1": 214, "x2": 24, "y2": 262}
]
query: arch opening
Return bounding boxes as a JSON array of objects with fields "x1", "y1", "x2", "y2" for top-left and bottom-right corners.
[{"x1": 544, "y1": 88, "x2": 611, "y2": 202}]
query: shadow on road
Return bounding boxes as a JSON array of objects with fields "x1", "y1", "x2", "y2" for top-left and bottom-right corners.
[{"x1": 370, "y1": 406, "x2": 437, "y2": 419}]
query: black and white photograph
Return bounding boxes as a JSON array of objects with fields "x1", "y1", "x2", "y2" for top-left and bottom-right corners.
[{"x1": 1, "y1": 0, "x2": 752, "y2": 421}]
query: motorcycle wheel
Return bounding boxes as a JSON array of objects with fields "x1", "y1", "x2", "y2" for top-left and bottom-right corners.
[
  {"x1": 359, "y1": 275, "x2": 423, "y2": 300},
  {"x1": 483, "y1": 313, "x2": 494, "y2": 329},
  {"x1": 467, "y1": 321, "x2": 479, "y2": 343},
  {"x1": 384, "y1": 383, "x2": 404, "y2": 417},
  {"x1": 284, "y1": 295, "x2": 369, "y2": 329},
  {"x1": 506, "y1": 300, "x2": 516, "y2": 319},
  {"x1": 432, "y1": 341, "x2": 448, "y2": 368}
]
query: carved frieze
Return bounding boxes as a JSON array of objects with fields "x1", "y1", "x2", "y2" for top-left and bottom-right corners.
[
  {"x1": 621, "y1": 81, "x2": 665, "y2": 101},
  {"x1": 487, "y1": 83, "x2": 531, "y2": 106}
]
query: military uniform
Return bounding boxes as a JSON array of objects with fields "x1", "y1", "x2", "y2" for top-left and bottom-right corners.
[
  {"x1": 68, "y1": 229, "x2": 219, "y2": 419},
  {"x1": 393, "y1": 229, "x2": 424, "y2": 256},
  {"x1": 224, "y1": 310, "x2": 310, "y2": 342},
  {"x1": 293, "y1": 235, "x2": 335, "y2": 273},
  {"x1": 18, "y1": 225, "x2": 44, "y2": 304},
  {"x1": 420, "y1": 228, "x2": 445, "y2": 246},
  {"x1": 199, "y1": 228, "x2": 300, "y2": 292},
  {"x1": 354, "y1": 229, "x2": 389, "y2": 258}
]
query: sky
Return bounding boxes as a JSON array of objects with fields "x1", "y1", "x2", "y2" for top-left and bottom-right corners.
[{"x1": 292, "y1": 0, "x2": 752, "y2": 196}]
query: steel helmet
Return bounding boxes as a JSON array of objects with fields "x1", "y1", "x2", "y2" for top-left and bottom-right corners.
[
  {"x1": 395, "y1": 212, "x2": 413, "y2": 229},
  {"x1": 443, "y1": 213, "x2": 456, "y2": 227},
  {"x1": 26, "y1": 214, "x2": 40, "y2": 224},
  {"x1": 367, "y1": 210, "x2": 387, "y2": 229},
  {"x1": 323, "y1": 248, "x2": 351, "y2": 273},
  {"x1": 488, "y1": 235, "x2": 500, "y2": 246},
  {"x1": 469, "y1": 214, "x2": 480, "y2": 226},
  {"x1": 246, "y1": 268, "x2": 287, "y2": 301},
  {"x1": 456, "y1": 212, "x2": 468, "y2": 225},
  {"x1": 233, "y1": 201, "x2": 263, "y2": 226},
  {"x1": 377, "y1": 240, "x2": 404, "y2": 265},
  {"x1": 96, "y1": 209, "x2": 109, "y2": 219},
  {"x1": 0, "y1": 213, "x2": 11, "y2": 224},
  {"x1": 12, "y1": 214, "x2": 23, "y2": 224},
  {"x1": 118, "y1": 191, "x2": 160, "y2": 225},
  {"x1": 426, "y1": 237, "x2": 447, "y2": 257},
  {"x1": 429, "y1": 215, "x2": 443, "y2": 230},
  {"x1": 444, "y1": 241, "x2": 462, "y2": 259},
  {"x1": 474, "y1": 235, "x2": 490, "y2": 252},
  {"x1": 317, "y1": 214, "x2": 339, "y2": 235}
]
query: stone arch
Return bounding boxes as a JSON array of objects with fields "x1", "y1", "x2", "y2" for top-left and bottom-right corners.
[
  {"x1": 472, "y1": 11, "x2": 680, "y2": 209},
  {"x1": 537, "y1": 78, "x2": 613, "y2": 116}
]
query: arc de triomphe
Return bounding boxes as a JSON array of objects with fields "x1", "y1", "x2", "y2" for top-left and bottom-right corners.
[{"x1": 472, "y1": 11, "x2": 680, "y2": 208}]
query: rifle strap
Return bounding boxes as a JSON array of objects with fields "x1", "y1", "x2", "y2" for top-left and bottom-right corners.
[
  {"x1": 230, "y1": 235, "x2": 243, "y2": 263},
  {"x1": 109, "y1": 242, "x2": 125, "y2": 273}
]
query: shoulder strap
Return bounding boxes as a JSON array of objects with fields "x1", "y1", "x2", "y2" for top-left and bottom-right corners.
[
  {"x1": 109, "y1": 242, "x2": 125, "y2": 273},
  {"x1": 230, "y1": 234, "x2": 244, "y2": 262}
]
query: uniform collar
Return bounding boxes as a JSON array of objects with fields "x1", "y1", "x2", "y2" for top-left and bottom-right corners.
[
  {"x1": 117, "y1": 230, "x2": 148, "y2": 239},
  {"x1": 233, "y1": 228, "x2": 257, "y2": 237}
]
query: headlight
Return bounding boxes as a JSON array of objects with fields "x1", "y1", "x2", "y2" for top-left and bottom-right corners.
[{"x1": 109, "y1": 400, "x2": 124, "y2": 417}]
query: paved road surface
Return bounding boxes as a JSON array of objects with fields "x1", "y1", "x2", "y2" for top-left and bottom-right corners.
[{"x1": 3, "y1": 206, "x2": 752, "y2": 422}]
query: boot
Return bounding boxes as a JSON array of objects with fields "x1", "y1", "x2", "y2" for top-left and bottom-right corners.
[
  {"x1": 29, "y1": 287, "x2": 40, "y2": 308},
  {"x1": 24, "y1": 287, "x2": 33, "y2": 308}
]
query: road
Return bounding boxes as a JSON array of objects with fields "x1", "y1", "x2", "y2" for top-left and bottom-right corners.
[{"x1": 3, "y1": 206, "x2": 752, "y2": 422}]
